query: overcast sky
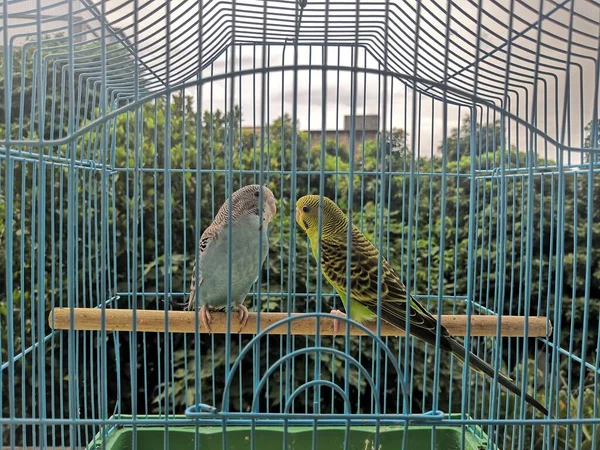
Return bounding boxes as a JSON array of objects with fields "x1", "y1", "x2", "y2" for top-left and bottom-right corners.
[{"x1": 137, "y1": 0, "x2": 600, "y2": 162}]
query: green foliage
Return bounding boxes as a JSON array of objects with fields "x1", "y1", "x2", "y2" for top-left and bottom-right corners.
[
  {"x1": 0, "y1": 35, "x2": 130, "y2": 142},
  {"x1": 584, "y1": 119, "x2": 600, "y2": 152}
]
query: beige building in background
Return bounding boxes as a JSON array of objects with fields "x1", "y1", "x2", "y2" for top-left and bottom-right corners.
[
  {"x1": 241, "y1": 114, "x2": 385, "y2": 156},
  {"x1": 308, "y1": 115, "x2": 380, "y2": 151}
]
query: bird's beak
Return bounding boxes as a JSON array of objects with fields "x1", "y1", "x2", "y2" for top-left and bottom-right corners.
[{"x1": 295, "y1": 207, "x2": 303, "y2": 229}]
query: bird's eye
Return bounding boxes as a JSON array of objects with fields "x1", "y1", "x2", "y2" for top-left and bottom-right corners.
[
  {"x1": 302, "y1": 206, "x2": 310, "y2": 213},
  {"x1": 254, "y1": 191, "x2": 260, "y2": 197}
]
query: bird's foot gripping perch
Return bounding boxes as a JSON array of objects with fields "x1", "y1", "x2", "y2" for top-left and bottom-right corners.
[
  {"x1": 199, "y1": 305, "x2": 213, "y2": 332},
  {"x1": 199, "y1": 304, "x2": 249, "y2": 333},
  {"x1": 330, "y1": 309, "x2": 347, "y2": 336},
  {"x1": 235, "y1": 302, "x2": 249, "y2": 332}
]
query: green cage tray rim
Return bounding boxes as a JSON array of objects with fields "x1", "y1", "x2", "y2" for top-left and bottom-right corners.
[{"x1": 86, "y1": 414, "x2": 492, "y2": 450}]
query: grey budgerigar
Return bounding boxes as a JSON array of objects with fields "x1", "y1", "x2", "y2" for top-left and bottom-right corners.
[{"x1": 187, "y1": 184, "x2": 277, "y2": 332}]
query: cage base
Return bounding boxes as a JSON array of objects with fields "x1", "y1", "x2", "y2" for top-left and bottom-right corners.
[{"x1": 87, "y1": 416, "x2": 494, "y2": 450}]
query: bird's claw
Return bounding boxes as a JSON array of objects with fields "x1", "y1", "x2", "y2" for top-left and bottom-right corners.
[
  {"x1": 198, "y1": 303, "x2": 248, "y2": 333},
  {"x1": 330, "y1": 309, "x2": 346, "y2": 337},
  {"x1": 236, "y1": 303, "x2": 249, "y2": 332},
  {"x1": 200, "y1": 305, "x2": 212, "y2": 332}
]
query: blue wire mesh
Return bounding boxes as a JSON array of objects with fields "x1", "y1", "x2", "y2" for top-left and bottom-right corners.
[{"x1": 1, "y1": 0, "x2": 599, "y2": 449}]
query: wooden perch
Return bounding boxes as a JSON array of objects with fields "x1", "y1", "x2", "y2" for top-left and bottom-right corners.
[{"x1": 48, "y1": 308, "x2": 552, "y2": 337}]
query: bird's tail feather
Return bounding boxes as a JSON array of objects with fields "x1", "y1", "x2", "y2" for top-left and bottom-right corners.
[{"x1": 447, "y1": 338, "x2": 549, "y2": 416}]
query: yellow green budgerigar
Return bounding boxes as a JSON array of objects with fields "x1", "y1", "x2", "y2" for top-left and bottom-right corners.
[{"x1": 295, "y1": 194, "x2": 548, "y2": 416}]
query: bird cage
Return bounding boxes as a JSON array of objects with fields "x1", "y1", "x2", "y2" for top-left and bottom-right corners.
[{"x1": 1, "y1": 0, "x2": 599, "y2": 449}]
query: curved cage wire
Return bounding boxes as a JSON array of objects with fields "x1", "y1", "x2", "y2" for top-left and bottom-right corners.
[{"x1": 1, "y1": 0, "x2": 600, "y2": 449}]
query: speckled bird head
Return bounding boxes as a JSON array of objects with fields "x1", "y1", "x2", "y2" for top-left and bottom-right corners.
[
  {"x1": 295, "y1": 195, "x2": 348, "y2": 240},
  {"x1": 217, "y1": 184, "x2": 277, "y2": 226}
]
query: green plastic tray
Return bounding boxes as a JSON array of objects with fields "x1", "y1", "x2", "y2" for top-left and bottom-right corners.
[{"x1": 88, "y1": 415, "x2": 492, "y2": 450}]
